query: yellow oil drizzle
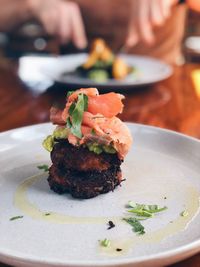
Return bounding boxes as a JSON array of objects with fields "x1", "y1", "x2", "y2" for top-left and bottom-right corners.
[
  {"x1": 14, "y1": 174, "x2": 200, "y2": 257},
  {"x1": 139, "y1": 186, "x2": 200, "y2": 243},
  {"x1": 99, "y1": 186, "x2": 200, "y2": 257},
  {"x1": 14, "y1": 174, "x2": 121, "y2": 224}
]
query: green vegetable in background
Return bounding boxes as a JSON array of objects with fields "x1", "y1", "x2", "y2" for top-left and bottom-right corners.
[{"x1": 88, "y1": 69, "x2": 109, "y2": 82}]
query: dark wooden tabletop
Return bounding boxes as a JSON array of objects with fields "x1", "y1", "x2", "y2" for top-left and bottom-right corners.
[{"x1": 0, "y1": 58, "x2": 200, "y2": 267}]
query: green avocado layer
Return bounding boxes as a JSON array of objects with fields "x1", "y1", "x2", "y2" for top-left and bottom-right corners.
[{"x1": 43, "y1": 127, "x2": 116, "y2": 155}]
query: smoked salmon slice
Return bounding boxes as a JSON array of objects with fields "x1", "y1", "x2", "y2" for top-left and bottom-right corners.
[
  {"x1": 87, "y1": 92, "x2": 124, "y2": 118},
  {"x1": 50, "y1": 88, "x2": 132, "y2": 159}
]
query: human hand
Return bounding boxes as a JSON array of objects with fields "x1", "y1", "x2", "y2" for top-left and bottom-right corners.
[
  {"x1": 28, "y1": 0, "x2": 87, "y2": 48},
  {"x1": 126, "y1": 0, "x2": 178, "y2": 47}
]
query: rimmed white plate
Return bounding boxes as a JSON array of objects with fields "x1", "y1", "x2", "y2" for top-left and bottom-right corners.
[
  {"x1": 18, "y1": 54, "x2": 173, "y2": 91},
  {"x1": 0, "y1": 123, "x2": 199, "y2": 267}
]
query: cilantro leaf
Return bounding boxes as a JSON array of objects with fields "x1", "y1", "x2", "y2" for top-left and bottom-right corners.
[
  {"x1": 128, "y1": 209, "x2": 153, "y2": 218},
  {"x1": 66, "y1": 117, "x2": 72, "y2": 128},
  {"x1": 83, "y1": 94, "x2": 88, "y2": 110},
  {"x1": 66, "y1": 94, "x2": 88, "y2": 138},
  {"x1": 68, "y1": 102, "x2": 76, "y2": 115},
  {"x1": 147, "y1": 205, "x2": 167, "y2": 213},
  {"x1": 127, "y1": 201, "x2": 167, "y2": 218},
  {"x1": 123, "y1": 217, "x2": 145, "y2": 235},
  {"x1": 123, "y1": 201, "x2": 168, "y2": 235}
]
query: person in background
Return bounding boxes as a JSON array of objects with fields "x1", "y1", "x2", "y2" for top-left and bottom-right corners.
[
  {"x1": 0, "y1": 0, "x2": 87, "y2": 49},
  {"x1": 0, "y1": 0, "x2": 200, "y2": 64},
  {"x1": 75, "y1": 0, "x2": 200, "y2": 64}
]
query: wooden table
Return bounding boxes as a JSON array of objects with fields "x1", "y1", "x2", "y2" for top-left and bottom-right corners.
[{"x1": 0, "y1": 58, "x2": 200, "y2": 267}]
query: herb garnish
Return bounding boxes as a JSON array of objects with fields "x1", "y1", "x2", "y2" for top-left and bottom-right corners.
[
  {"x1": 37, "y1": 165, "x2": 49, "y2": 172},
  {"x1": 100, "y1": 238, "x2": 111, "y2": 247},
  {"x1": 123, "y1": 217, "x2": 145, "y2": 235},
  {"x1": 107, "y1": 220, "x2": 115, "y2": 230},
  {"x1": 10, "y1": 216, "x2": 24, "y2": 221},
  {"x1": 127, "y1": 201, "x2": 167, "y2": 218},
  {"x1": 67, "y1": 93, "x2": 88, "y2": 138},
  {"x1": 44, "y1": 213, "x2": 51, "y2": 216},
  {"x1": 123, "y1": 201, "x2": 168, "y2": 235}
]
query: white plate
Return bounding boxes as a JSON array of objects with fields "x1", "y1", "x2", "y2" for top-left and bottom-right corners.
[
  {"x1": 18, "y1": 54, "x2": 173, "y2": 91},
  {"x1": 0, "y1": 123, "x2": 200, "y2": 267}
]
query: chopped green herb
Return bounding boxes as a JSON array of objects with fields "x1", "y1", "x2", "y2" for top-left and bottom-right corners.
[
  {"x1": 67, "y1": 91, "x2": 74, "y2": 97},
  {"x1": 123, "y1": 201, "x2": 168, "y2": 235},
  {"x1": 83, "y1": 94, "x2": 88, "y2": 110},
  {"x1": 123, "y1": 217, "x2": 145, "y2": 235},
  {"x1": 10, "y1": 216, "x2": 24, "y2": 221},
  {"x1": 68, "y1": 102, "x2": 76, "y2": 115},
  {"x1": 100, "y1": 238, "x2": 111, "y2": 247},
  {"x1": 37, "y1": 164, "x2": 49, "y2": 172},
  {"x1": 44, "y1": 213, "x2": 51, "y2": 216},
  {"x1": 67, "y1": 93, "x2": 88, "y2": 138},
  {"x1": 147, "y1": 205, "x2": 167, "y2": 213},
  {"x1": 180, "y1": 210, "x2": 189, "y2": 217},
  {"x1": 127, "y1": 201, "x2": 167, "y2": 218},
  {"x1": 128, "y1": 208, "x2": 153, "y2": 218},
  {"x1": 66, "y1": 117, "x2": 72, "y2": 128}
]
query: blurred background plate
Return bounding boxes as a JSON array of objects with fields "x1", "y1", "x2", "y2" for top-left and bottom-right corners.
[{"x1": 18, "y1": 54, "x2": 173, "y2": 92}]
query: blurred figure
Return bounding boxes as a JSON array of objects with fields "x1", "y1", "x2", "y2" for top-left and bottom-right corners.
[
  {"x1": 0, "y1": 0, "x2": 200, "y2": 63},
  {"x1": 0, "y1": 0, "x2": 87, "y2": 49},
  {"x1": 75, "y1": 0, "x2": 200, "y2": 64}
]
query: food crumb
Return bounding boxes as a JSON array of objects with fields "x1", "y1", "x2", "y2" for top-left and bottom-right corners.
[
  {"x1": 100, "y1": 238, "x2": 110, "y2": 247},
  {"x1": 9, "y1": 216, "x2": 24, "y2": 221},
  {"x1": 116, "y1": 248, "x2": 122, "y2": 252},
  {"x1": 107, "y1": 220, "x2": 115, "y2": 230}
]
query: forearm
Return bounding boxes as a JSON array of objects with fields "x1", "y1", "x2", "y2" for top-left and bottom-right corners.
[
  {"x1": 0, "y1": 0, "x2": 33, "y2": 31},
  {"x1": 186, "y1": 0, "x2": 200, "y2": 12}
]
